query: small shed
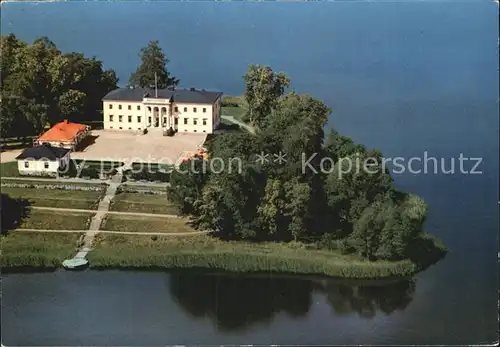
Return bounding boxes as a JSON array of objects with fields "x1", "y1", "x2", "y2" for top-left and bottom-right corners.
[{"x1": 15, "y1": 143, "x2": 71, "y2": 176}]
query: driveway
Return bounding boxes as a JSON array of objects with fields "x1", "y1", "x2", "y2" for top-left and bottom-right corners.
[{"x1": 70, "y1": 130, "x2": 206, "y2": 165}]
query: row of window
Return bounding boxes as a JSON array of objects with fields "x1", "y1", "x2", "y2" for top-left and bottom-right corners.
[
  {"x1": 108, "y1": 104, "x2": 207, "y2": 113},
  {"x1": 109, "y1": 105, "x2": 142, "y2": 111},
  {"x1": 109, "y1": 115, "x2": 141, "y2": 123},
  {"x1": 109, "y1": 115, "x2": 207, "y2": 125},
  {"x1": 25, "y1": 161, "x2": 49, "y2": 169},
  {"x1": 108, "y1": 126, "x2": 207, "y2": 133}
]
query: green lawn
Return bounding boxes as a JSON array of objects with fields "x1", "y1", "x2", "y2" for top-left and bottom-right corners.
[
  {"x1": 18, "y1": 209, "x2": 94, "y2": 230},
  {"x1": 101, "y1": 214, "x2": 195, "y2": 233},
  {"x1": 109, "y1": 192, "x2": 178, "y2": 215},
  {"x1": 1, "y1": 186, "x2": 104, "y2": 210},
  {"x1": 221, "y1": 95, "x2": 248, "y2": 122},
  {"x1": 0, "y1": 161, "x2": 22, "y2": 177},
  {"x1": 1, "y1": 232, "x2": 82, "y2": 268},
  {"x1": 88, "y1": 233, "x2": 421, "y2": 279}
]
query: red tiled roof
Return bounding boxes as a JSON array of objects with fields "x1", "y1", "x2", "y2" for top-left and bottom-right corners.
[{"x1": 37, "y1": 121, "x2": 87, "y2": 142}]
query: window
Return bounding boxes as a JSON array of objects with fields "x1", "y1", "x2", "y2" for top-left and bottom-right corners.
[
  {"x1": 110, "y1": 126, "x2": 113, "y2": 129},
  {"x1": 194, "y1": 130, "x2": 197, "y2": 133},
  {"x1": 203, "y1": 130, "x2": 206, "y2": 133},
  {"x1": 24, "y1": 161, "x2": 29, "y2": 168},
  {"x1": 44, "y1": 161, "x2": 49, "y2": 169},
  {"x1": 138, "y1": 128, "x2": 142, "y2": 130},
  {"x1": 202, "y1": 118, "x2": 207, "y2": 126},
  {"x1": 174, "y1": 118, "x2": 178, "y2": 125},
  {"x1": 174, "y1": 106, "x2": 178, "y2": 112},
  {"x1": 128, "y1": 127, "x2": 132, "y2": 130},
  {"x1": 137, "y1": 105, "x2": 141, "y2": 111},
  {"x1": 184, "y1": 107, "x2": 187, "y2": 112},
  {"x1": 128, "y1": 105, "x2": 132, "y2": 110},
  {"x1": 184, "y1": 118, "x2": 188, "y2": 125},
  {"x1": 148, "y1": 117, "x2": 152, "y2": 124},
  {"x1": 128, "y1": 116, "x2": 132, "y2": 122},
  {"x1": 119, "y1": 115, "x2": 123, "y2": 122},
  {"x1": 109, "y1": 115, "x2": 114, "y2": 122},
  {"x1": 184, "y1": 129, "x2": 187, "y2": 132},
  {"x1": 163, "y1": 117, "x2": 167, "y2": 124},
  {"x1": 118, "y1": 105, "x2": 122, "y2": 110},
  {"x1": 193, "y1": 118, "x2": 198, "y2": 125},
  {"x1": 203, "y1": 108, "x2": 206, "y2": 113},
  {"x1": 137, "y1": 116, "x2": 142, "y2": 123},
  {"x1": 119, "y1": 127, "x2": 123, "y2": 130},
  {"x1": 109, "y1": 104, "x2": 113, "y2": 109},
  {"x1": 193, "y1": 107, "x2": 197, "y2": 113}
]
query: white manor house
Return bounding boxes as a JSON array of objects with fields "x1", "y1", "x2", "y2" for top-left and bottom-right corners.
[{"x1": 102, "y1": 87, "x2": 223, "y2": 134}]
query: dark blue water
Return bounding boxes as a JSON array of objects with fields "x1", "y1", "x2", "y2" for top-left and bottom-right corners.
[{"x1": 1, "y1": 1, "x2": 498, "y2": 345}]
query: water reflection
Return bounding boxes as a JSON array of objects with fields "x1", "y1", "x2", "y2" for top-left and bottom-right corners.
[
  {"x1": 322, "y1": 280, "x2": 415, "y2": 319},
  {"x1": 168, "y1": 272, "x2": 314, "y2": 331},
  {"x1": 168, "y1": 272, "x2": 416, "y2": 331}
]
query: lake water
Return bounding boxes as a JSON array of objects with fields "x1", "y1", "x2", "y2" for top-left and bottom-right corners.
[{"x1": 1, "y1": 1, "x2": 498, "y2": 345}]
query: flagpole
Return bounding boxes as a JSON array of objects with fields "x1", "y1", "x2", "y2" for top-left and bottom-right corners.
[{"x1": 154, "y1": 72, "x2": 158, "y2": 98}]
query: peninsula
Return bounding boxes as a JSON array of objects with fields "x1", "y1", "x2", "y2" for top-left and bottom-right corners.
[{"x1": 0, "y1": 36, "x2": 446, "y2": 278}]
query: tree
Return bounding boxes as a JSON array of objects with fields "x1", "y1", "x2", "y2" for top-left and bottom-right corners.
[
  {"x1": 0, "y1": 34, "x2": 118, "y2": 137},
  {"x1": 1, "y1": 194, "x2": 29, "y2": 234},
  {"x1": 323, "y1": 129, "x2": 366, "y2": 163},
  {"x1": 58, "y1": 90, "x2": 87, "y2": 122},
  {"x1": 350, "y1": 199, "x2": 388, "y2": 259},
  {"x1": 283, "y1": 178, "x2": 311, "y2": 242},
  {"x1": 325, "y1": 149, "x2": 393, "y2": 227},
  {"x1": 243, "y1": 65, "x2": 290, "y2": 129},
  {"x1": 167, "y1": 156, "x2": 210, "y2": 215},
  {"x1": 129, "y1": 40, "x2": 178, "y2": 89},
  {"x1": 257, "y1": 179, "x2": 287, "y2": 238}
]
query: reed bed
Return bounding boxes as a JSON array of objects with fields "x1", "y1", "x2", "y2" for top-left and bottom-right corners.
[
  {"x1": 1, "y1": 232, "x2": 83, "y2": 268},
  {"x1": 88, "y1": 234, "x2": 428, "y2": 279}
]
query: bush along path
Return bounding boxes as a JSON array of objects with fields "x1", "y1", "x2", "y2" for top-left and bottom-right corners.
[
  {"x1": 27, "y1": 206, "x2": 181, "y2": 218},
  {"x1": 63, "y1": 169, "x2": 123, "y2": 268}
]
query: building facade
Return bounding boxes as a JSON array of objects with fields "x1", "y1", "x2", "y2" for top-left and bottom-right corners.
[
  {"x1": 16, "y1": 144, "x2": 71, "y2": 177},
  {"x1": 102, "y1": 88, "x2": 223, "y2": 134},
  {"x1": 34, "y1": 120, "x2": 90, "y2": 150}
]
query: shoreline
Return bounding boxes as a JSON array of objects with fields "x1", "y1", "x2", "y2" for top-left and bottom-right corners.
[{"x1": 1, "y1": 233, "x2": 446, "y2": 279}]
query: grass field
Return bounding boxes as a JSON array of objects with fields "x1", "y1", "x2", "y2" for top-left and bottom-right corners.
[
  {"x1": 101, "y1": 214, "x2": 196, "y2": 233},
  {"x1": 221, "y1": 95, "x2": 248, "y2": 122},
  {"x1": 88, "y1": 233, "x2": 422, "y2": 279},
  {"x1": 0, "y1": 162, "x2": 24, "y2": 177},
  {"x1": 109, "y1": 192, "x2": 178, "y2": 215},
  {"x1": 1, "y1": 186, "x2": 104, "y2": 210},
  {"x1": 1, "y1": 232, "x2": 82, "y2": 268},
  {"x1": 18, "y1": 209, "x2": 94, "y2": 230}
]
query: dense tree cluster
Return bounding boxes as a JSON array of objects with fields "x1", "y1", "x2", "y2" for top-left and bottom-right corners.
[
  {"x1": 168, "y1": 65, "x2": 434, "y2": 261},
  {"x1": 1, "y1": 193, "x2": 29, "y2": 234},
  {"x1": 0, "y1": 34, "x2": 118, "y2": 138},
  {"x1": 129, "y1": 40, "x2": 179, "y2": 89}
]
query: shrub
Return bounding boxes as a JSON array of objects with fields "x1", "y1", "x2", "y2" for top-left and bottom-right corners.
[
  {"x1": 339, "y1": 238, "x2": 355, "y2": 255},
  {"x1": 165, "y1": 127, "x2": 175, "y2": 137}
]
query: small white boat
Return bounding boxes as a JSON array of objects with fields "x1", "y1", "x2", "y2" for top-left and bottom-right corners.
[{"x1": 62, "y1": 258, "x2": 89, "y2": 270}]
